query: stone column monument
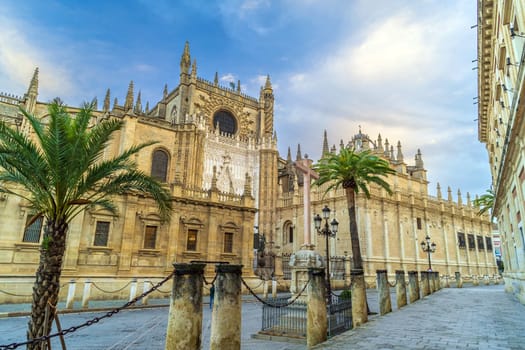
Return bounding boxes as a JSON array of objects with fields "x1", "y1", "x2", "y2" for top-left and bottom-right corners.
[{"x1": 288, "y1": 156, "x2": 324, "y2": 301}]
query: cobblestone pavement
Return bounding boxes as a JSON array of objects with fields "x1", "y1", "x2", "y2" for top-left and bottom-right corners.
[
  {"x1": 313, "y1": 284, "x2": 525, "y2": 350},
  {"x1": 0, "y1": 285, "x2": 523, "y2": 349}
]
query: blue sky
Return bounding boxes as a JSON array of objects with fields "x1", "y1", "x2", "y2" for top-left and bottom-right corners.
[{"x1": 0, "y1": 0, "x2": 491, "y2": 200}]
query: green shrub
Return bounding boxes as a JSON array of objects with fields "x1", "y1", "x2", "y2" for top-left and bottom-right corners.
[{"x1": 339, "y1": 289, "x2": 351, "y2": 300}]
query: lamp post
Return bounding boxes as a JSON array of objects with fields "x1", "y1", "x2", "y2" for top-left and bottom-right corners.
[
  {"x1": 314, "y1": 205, "x2": 339, "y2": 303},
  {"x1": 420, "y1": 235, "x2": 436, "y2": 272}
]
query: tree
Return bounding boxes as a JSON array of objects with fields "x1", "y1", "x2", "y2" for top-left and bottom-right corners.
[
  {"x1": 313, "y1": 147, "x2": 395, "y2": 326},
  {"x1": 473, "y1": 189, "x2": 494, "y2": 216},
  {"x1": 0, "y1": 101, "x2": 172, "y2": 348}
]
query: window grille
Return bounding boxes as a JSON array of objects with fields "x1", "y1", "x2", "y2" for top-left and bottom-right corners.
[
  {"x1": 94, "y1": 221, "x2": 110, "y2": 246},
  {"x1": 224, "y1": 232, "x2": 233, "y2": 253},
  {"x1": 22, "y1": 214, "x2": 43, "y2": 243},
  {"x1": 457, "y1": 232, "x2": 466, "y2": 248},
  {"x1": 187, "y1": 229, "x2": 198, "y2": 251},
  {"x1": 144, "y1": 225, "x2": 157, "y2": 249},
  {"x1": 467, "y1": 234, "x2": 476, "y2": 250}
]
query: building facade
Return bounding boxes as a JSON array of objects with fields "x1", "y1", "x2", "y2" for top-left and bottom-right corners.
[
  {"x1": 0, "y1": 42, "x2": 279, "y2": 302},
  {"x1": 276, "y1": 130, "x2": 498, "y2": 286},
  {"x1": 477, "y1": 0, "x2": 525, "y2": 304}
]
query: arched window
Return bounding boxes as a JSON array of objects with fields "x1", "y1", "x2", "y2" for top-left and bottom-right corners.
[
  {"x1": 151, "y1": 149, "x2": 169, "y2": 182},
  {"x1": 283, "y1": 221, "x2": 294, "y2": 244},
  {"x1": 213, "y1": 110, "x2": 237, "y2": 135}
]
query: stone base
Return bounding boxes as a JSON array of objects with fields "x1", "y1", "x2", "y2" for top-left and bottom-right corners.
[{"x1": 289, "y1": 249, "x2": 324, "y2": 302}]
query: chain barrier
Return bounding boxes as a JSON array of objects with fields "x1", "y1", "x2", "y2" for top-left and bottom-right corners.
[
  {"x1": 91, "y1": 281, "x2": 132, "y2": 294},
  {"x1": 240, "y1": 276, "x2": 310, "y2": 308},
  {"x1": 202, "y1": 273, "x2": 218, "y2": 286},
  {"x1": 0, "y1": 271, "x2": 175, "y2": 350},
  {"x1": 0, "y1": 289, "x2": 32, "y2": 297},
  {"x1": 388, "y1": 280, "x2": 397, "y2": 288}
]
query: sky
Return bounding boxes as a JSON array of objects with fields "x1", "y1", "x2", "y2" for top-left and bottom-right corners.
[{"x1": 0, "y1": 0, "x2": 491, "y2": 199}]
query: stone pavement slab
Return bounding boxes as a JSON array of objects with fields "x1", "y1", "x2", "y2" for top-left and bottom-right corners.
[{"x1": 313, "y1": 285, "x2": 525, "y2": 350}]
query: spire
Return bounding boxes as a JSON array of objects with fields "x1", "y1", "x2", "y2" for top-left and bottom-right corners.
[
  {"x1": 447, "y1": 186, "x2": 453, "y2": 201},
  {"x1": 124, "y1": 81, "x2": 134, "y2": 111},
  {"x1": 457, "y1": 189, "x2": 462, "y2": 206},
  {"x1": 296, "y1": 144, "x2": 302, "y2": 161},
  {"x1": 264, "y1": 74, "x2": 272, "y2": 90},
  {"x1": 214, "y1": 72, "x2": 219, "y2": 85},
  {"x1": 415, "y1": 149, "x2": 424, "y2": 168},
  {"x1": 466, "y1": 192, "x2": 471, "y2": 206},
  {"x1": 330, "y1": 145, "x2": 336, "y2": 153},
  {"x1": 103, "y1": 89, "x2": 110, "y2": 112},
  {"x1": 396, "y1": 141, "x2": 404, "y2": 162},
  {"x1": 384, "y1": 138, "x2": 390, "y2": 157},
  {"x1": 113, "y1": 97, "x2": 118, "y2": 109},
  {"x1": 340, "y1": 139, "x2": 345, "y2": 151},
  {"x1": 437, "y1": 183, "x2": 442, "y2": 200},
  {"x1": 163, "y1": 84, "x2": 168, "y2": 99},
  {"x1": 92, "y1": 97, "x2": 98, "y2": 110},
  {"x1": 287, "y1": 147, "x2": 292, "y2": 162},
  {"x1": 145, "y1": 101, "x2": 150, "y2": 114},
  {"x1": 180, "y1": 41, "x2": 191, "y2": 74},
  {"x1": 191, "y1": 59, "x2": 197, "y2": 77},
  {"x1": 322, "y1": 130, "x2": 329, "y2": 156},
  {"x1": 134, "y1": 91, "x2": 142, "y2": 114},
  {"x1": 377, "y1": 134, "x2": 383, "y2": 152},
  {"x1": 390, "y1": 145, "x2": 395, "y2": 160},
  {"x1": 27, "y1": 67, "x2": 39, "y2": 96},
  {"x1": 237, "y1": 80, "x2": 241, "y2": 92}
]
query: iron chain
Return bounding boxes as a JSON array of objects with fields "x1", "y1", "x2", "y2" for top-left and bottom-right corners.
[
  {"x1": 0, "y1": 272, "x2": 175, "y2": 350},
  {"x1": 240, "y1": 276, "x2": 310, "y2": 308}
]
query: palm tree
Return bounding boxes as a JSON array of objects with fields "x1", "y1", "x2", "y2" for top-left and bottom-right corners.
[
  {"x1": 313, "y1": 147, "x2": 395, "y2": 327},
  {"x1": 0, "y1": 100, "x2": 172, "y2": 348},
  {"x1": 473, "y1": 189, "x2": 494, "y2": 216}
]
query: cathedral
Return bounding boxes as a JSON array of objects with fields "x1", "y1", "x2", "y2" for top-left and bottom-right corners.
[{"x1": 0, "y1": 42, "x2": 497, "y2": 302}]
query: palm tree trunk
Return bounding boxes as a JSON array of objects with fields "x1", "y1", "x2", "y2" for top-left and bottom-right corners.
[
  {"x1": 345, "y1": 187, "x2": 368, "y2": 327},
  {"x1": 27, "y1": 219, "x2": 68, "y2": 350},
  {"x1": 345, "y1": 188, "x2": 362, "y2": 271}
]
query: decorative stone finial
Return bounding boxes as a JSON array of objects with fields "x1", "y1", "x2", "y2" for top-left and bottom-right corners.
[
  {"x1": 124, "y1": 81, "x2": 134, "y2": 111},
  {"x1": 103, "y1": 89, "x2": 110, "y2": 112}
]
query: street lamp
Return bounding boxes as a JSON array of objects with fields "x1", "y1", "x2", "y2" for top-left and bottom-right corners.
[
  {"x1": 314, "y1": 205, "x2": 339, "y2": 302},
  {"x1": 420, "y1": 235, "x2": 437, "y2": 271}
]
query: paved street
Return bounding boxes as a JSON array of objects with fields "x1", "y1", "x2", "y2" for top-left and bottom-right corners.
[
  {"x1": 0, "y1": 284, "x2": 523, "y2": 349},
  {"x1": 314, "y1": 285, "x2": 525, "y2": 350}
]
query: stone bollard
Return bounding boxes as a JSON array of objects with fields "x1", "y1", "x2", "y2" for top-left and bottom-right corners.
[
  {"x1": 82, "y1": 279, "x2": 91, "y2": 308},
  {"x1": 421, "y1": 272, "x2": 430, "y2": 297},
  {"x1": 395, "y1": 270, "x2": 407, "y2": 309},
  {"x1": 129, "y1": 278, "x2": 138, "y2": 302},
  {"x1": 408, "y1": 271, "x2": 419, "y2": 303},
  {"x1": 272, "y1": 278, "x2": 277, "y2": 299},
  {"x1": 484, "y1": 275, "x2": 490, "y2": 285},
  {"x1": 165, "y1": 263, "x2": 205, "y2": 350},
  {"x1": 210, "y1": 264, "x2": 242, "y2": 350},
  {"x1": 66, "y1": 279, "x2": 76, "y2": 309},
  {"x1": 444, "y1": 275, "x2": 450, "y2": 288},
  {"x1": 431, "y1": 272, "x2": 438, "y2": 292},
  {"x1": 142, "y1": 280, "x2": 150, "y2": 305},
  {"x1": 306, "y1": 267, "x2": 327, "y2": 347},
  {"x1": 428, "y1": 272, "x2": 435, "y2": 294},
  {"x1": 263, "y1": 280, "x2": 269, "y2": 299},
  {"x1": 435, "y1": 272, "x2": 441, "y2": 290},
  {"x1": 455, "y1": 272, "x2": 463, "y2": 288},
  {"x1": 351, "y1": 269, "x2": 368, "y2": 327},
  {"x1": 473, "y1": 275, "x2": 479, "y2": 286},
  {"x1": 376, "y1": 270, "x2": 392, "y2": 315}
]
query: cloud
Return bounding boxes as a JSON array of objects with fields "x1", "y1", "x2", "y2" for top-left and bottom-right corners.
[
  {"x1": 0, "y1": 8, "x2": 76, "y2": 101},
  {"x1": 273, "y1": 1, "x2": 489, "y2": 196}
]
